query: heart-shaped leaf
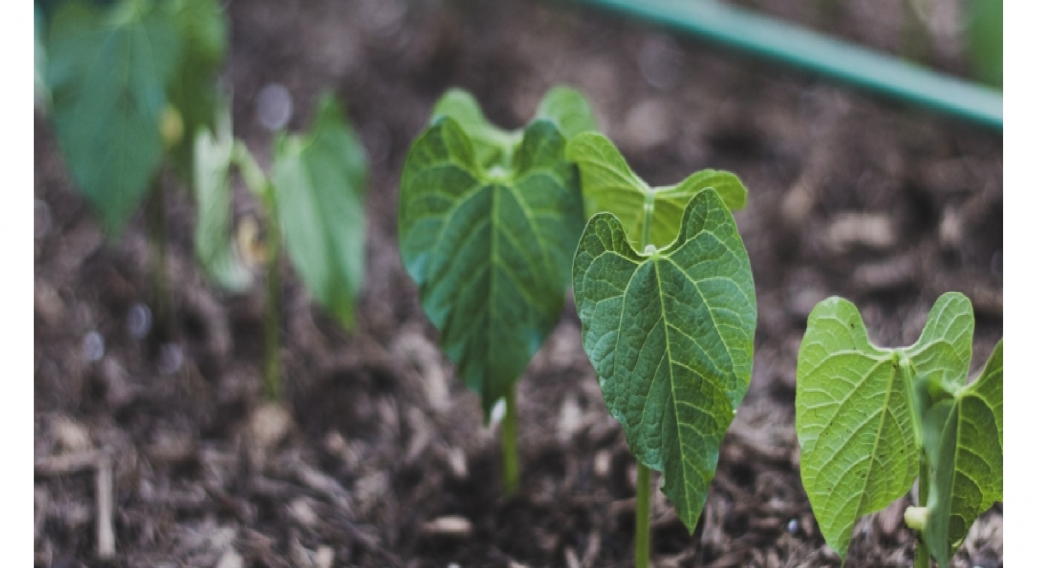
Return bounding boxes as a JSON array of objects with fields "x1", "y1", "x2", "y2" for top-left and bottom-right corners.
[
  {"x1": 399, "y1": 87, "x2": 595, "y2": 415},
  {"x1": 271, "y1": 94, "x2": 369, "y2": 329},
  {"x1": 567, "y1": 132, "x2": 747, "y2": 249},
  {"x1": 572, "y1": 189, "x2": 757, "y2": 531},
  {"x1": 795, "y1": 292, "x2": 977, "y2": 559},
  {"x1": 47, "y1": 0, "x2": 182, "y2": 234}
]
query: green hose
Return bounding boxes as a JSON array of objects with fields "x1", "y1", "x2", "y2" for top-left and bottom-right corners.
[{"x1": 569, "y1": 0, "x2": 1002, "y2": 130}]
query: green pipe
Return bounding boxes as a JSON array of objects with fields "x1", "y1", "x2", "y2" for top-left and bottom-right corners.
[{"x1": 567, "y1": 0, "x2": 1002, "y2": 130}]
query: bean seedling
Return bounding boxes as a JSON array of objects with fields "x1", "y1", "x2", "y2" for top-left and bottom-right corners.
[
  {"x1": 795, "y1": 292, "x2": 1002, "y2": 567},
  {"x1": 398, "y1": 87, "x2": 596, "y2": 493},
  {"x1": 42, "y1": 0, "x2": 228, "y2": 333},
  {"x1": 568, "y1": 132, "x2": 756, "y2": 567},
  {"x1": 195, "y1": 94, "x2": 369, "y2": 401}
]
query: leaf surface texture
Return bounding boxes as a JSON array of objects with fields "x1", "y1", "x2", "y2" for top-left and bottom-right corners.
[{"x1": 572, "y1": 190, "x2": 756, "y2": 531}]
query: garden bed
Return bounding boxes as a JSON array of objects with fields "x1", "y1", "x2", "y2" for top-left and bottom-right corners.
[{"x1": 33, "y1": 0, "x2": 1002, "y2": 566}]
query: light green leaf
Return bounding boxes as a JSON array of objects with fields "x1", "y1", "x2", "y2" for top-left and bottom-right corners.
[
  {"x1": 921, "y1": 340, "x2": 1002, "y2": 568},
  {"x1": 430, "y1": 89, "x2": 518, "y2": 170},
  {"x1": 165, "y1": 0, "x2": 228, "y2": 177},
  {"x1": 795, "y1": 292, "x2": 976, "y2": 559},
  {"x1": 567, "y1": 133, "x2": 748, "y2": 249},
  {"x1": 795, "y1": 298, "x2": 920, "y2": 559},
  {"x1": 272, "y1": 94, "x2": 369, "y2": 329},
  {"x1": 47, "y1": 0, "x2": 182, "y2": 234},
  {"x1": 535, "y1": 86, "x2": 598, "y2": 140},
  {"x1": 572, "y1": 190, "x2": 757, "y2": 532},
  {"x1": 399, "y1": 89, "x2": 586, "y2": 415},
  {"x1": 192, "y1": 103, "x2": 252, "y2": 292}
]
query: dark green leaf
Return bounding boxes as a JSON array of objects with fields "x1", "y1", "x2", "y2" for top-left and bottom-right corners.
[
  {"x1": 272, "y1": 94, "x2": 369, "y2": 328},
  {"x1": 572, "y1": 190, "x2": 757, "y2": 531},
  {"x1": 47, "y1": 0, "x2": 182, "y2": 234},
  {"x1": 567, "y1": 132, "x2": 748, "y2": 248},
  {"x1": 399, "y1": 88, "x2": 588, "y2": 415}
]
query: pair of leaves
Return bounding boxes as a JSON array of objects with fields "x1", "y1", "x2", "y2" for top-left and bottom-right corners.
[
  {"x1": 398, "y1": 87, "x2": 596, "y2": 415},
  {"x1": 795, "y1": 293, "x2": 1002, "y2": 565},
  {"x1": 571, "y1": 179, "x2": 756, "y2": 530},
  {"x1": 192, "y1": 94, "x2": 369, "y2": 330},
  {"x1": 566, "y1": 132, "x2": 747, "y2": 249},
  {"x1": 45, "y1": 0, "x2": 226, "y2": 234},
  {"x1": 919, "y1": 339, "x2": 1002, "y2": 567}
]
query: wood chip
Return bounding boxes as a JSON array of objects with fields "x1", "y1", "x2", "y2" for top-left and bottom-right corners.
[
  {"x1": 96, "y1": 455, "x2": 115, "y2": 559},
  {"x1": 53, "y1": 417, "x2": 92, "y2": 454},
  {"x1": 824, "y1": 213, "x2": 897, "y2": 253},
  {"x1": 421, "y1": 516, "x2": 473, "y2": 539},
  {"x1": 593, "y1": 450, "x2": 611, "y2": 479}
]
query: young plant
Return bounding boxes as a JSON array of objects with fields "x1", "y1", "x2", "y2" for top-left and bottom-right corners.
[
  {"x1": 398, "y1": 87, "x2": 596, "y2": 493},
  {"x1": 568, "y1": 132, "x2": 756, "y2": 568},
  {"x1": 43, "y1": 0, "x2": 228, "y2": 332},
  {"x1": 194, "y1": 94, "x2": 369, "y2": 400},
  {"x1": 795, "y1": 292, "x2": 1002, "y2": 567}
]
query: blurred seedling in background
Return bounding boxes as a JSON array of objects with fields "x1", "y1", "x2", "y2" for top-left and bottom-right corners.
[
  {"x1": 194, "y1": 94, "x2": 369, "y2": 401},
  {"x1": 39, "y1": 0, "x2": 228, "y2": 337},
  {"x1": 568, "y1": 132, "x2": 756, "y2": 568},
  {"x1": 38, "y1": 0, "x2": 369, "y2": 401},
  {"x1": 398, "y1": 86, "x2": 596, "y2": 494},
  {"x1": 795, "y1": 293, "x2": 1002, "y2": 568}
]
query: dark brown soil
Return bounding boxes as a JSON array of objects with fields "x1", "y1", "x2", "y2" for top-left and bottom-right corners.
[{"x1": 34, "y1": 0, "x2": 1002, "y2": 566}]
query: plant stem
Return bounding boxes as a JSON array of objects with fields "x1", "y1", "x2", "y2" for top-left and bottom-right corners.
[
  {"x1": 147, "y1": 180, "x2": 172, "y2": 339},
  {"x1": 914, "y1": 456, "x2": 931, "y2": 568},
  {"x1": 635, "y1": 462, "x2": 651, "y2": 568},
  {"x1": 263, "y1": 206, "x2": 282, "y2": 402},
  {"x1": 501, "y1": 385, "x2": 520, "y2": 495}
]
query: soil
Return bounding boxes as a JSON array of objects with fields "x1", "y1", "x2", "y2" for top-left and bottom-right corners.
[{"x1": 33, "y1": 0, "x2": 1003, "y2": 566}]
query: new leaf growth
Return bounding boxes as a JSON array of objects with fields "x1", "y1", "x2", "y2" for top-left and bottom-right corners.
[
  {"x1": 398, "y1": 87, "x2": 596, "y2": 416},
  {"x1": 795, "y1": 293, "x2": 1002, "y2": 567},
  {"x1": 569, "y1": 132, "x2": 757, "y2": 535}
]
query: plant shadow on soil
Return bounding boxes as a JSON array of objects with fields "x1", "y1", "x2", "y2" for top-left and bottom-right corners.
[{"x1": 34, "y1": 0, "x2": 1002, "y2": 566}]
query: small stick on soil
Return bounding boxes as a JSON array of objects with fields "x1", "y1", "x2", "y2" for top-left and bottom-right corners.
[
  {"x1": 34, "y1": 450, "x2": 116, "y2": 559},
  {"x1": 96, "y1": 455, "x2": 115, "y2": 559},
  {"x1": 34, "y1": 450, "x2": 105, "y2": 474}
]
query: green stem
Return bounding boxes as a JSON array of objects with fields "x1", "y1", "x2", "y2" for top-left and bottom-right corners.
[
  {"x1": 501, "y1": 385, "x2": 520, "y2": 495},
  {"x1": 263, "y1": 204, "x2": 282, "y2": 402},
  {"x1": 147, "y1": 180, "x2": 172, "y2": 339},
  {"x1": 231, "y1": 140, "x2": 282, "y2": 401},
  {"x1": 635, "y1": 462, "x2": 651, "y2": 568},
  {"x1": 914, "y1": 456, "x2": 931, "y2": 568},
  {"x1": 641, "y1": 189, "x2": 655, "y2": 253}
]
